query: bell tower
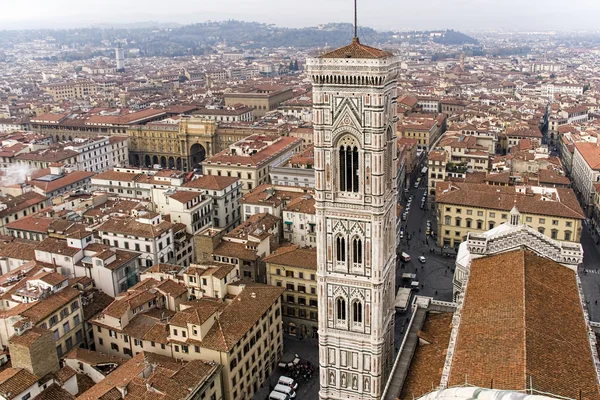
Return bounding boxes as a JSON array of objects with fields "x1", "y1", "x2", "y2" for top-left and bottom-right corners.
[{"x1": 307, "y1": 32, "x2": 399, "y2": 399}]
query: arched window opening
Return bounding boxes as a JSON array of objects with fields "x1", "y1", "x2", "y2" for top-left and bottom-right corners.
[
  {"x1": 352, "y1": 238, "x2": 363, "y2": 264},
  {"x1": 336, "y1": 236, "x2": 346, "y2": 262},
  {"x1": 339, "y1": 145, "x2": 359, "y2": 192},
  {"x1": 352, "y1": 301, "x2": 363, "y2": 323},
  {"x1": 336, "y1": 298, "x2": 346, "y2": 321}
]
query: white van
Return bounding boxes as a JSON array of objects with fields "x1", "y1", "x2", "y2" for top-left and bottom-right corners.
[
  {"x1": 269, "y1": 391, "x2": 290, "y2": 400},
  {"x1": 274, "y1": 384, "x2": 297, "y2": 398},
  {"x1": 278, "y1": 376, "x2": 299, "y2": 390},
  {"x1": 400, "y1": 252, "x2": 411, "y2": 262}
]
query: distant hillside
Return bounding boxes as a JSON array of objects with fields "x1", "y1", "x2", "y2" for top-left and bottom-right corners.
[{"x1": 0, "y1": 21, "x2": 479, "y2": 59}]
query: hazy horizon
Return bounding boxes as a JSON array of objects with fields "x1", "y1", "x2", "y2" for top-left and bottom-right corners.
[{"x1": 1, "y1": 0, "x2": 600, "y2": 32}]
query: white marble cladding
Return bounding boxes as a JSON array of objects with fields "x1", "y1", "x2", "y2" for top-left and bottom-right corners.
[{"x1": 466, "y1": 224, "x2": 583, "y2": 268}]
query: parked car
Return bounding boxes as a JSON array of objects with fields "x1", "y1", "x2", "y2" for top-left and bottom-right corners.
[{"x1": 418, "y1": 256, "x2": 426, "y2": 263}]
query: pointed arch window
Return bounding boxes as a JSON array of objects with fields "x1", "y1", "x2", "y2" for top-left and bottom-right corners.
[
  {"x1": 339, "y1": 145, "x2": 359, "y2": 192},
  {"x1": 352, "y1": 238, "x2": 363, "y2": 264},
  {"x1": 352, "y1": 300, "x2": 363, "y2": 324},
  {"x1": 336, "y1": 236, "x2": 346, "y2": 262},
  {"x1": 336, "y1": 298, "x2": 346, "y2": 321}
]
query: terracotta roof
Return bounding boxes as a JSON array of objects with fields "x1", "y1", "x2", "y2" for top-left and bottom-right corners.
[
  {"x1": 169, "y1": 191, "x2": 202, "y2": 204},
  {"x1": 20, "y1": 287, "x2": 81, "y2": 323},
  {"x1": 82, "y1": 290, "x2": 114, "y2": 321},
  {"x1": 183, "y1": 175, "x2": 239, "y2": 191},
  {"x1": 169, "y1": 300, "x2": 223, "y2": 328},
  {"x1": 0, "y1": 368, "x2": 39, "y2": 399},
  {"x1": 320, "y1": 38, "x2": 393, "y2": 59},
  {"x1": 400, "y1": 312, "x2": 453, "y2": 399},
  {"x1": 0, "y1": 241, "x2": 37, "y2": 261},
  {"x1": 102, "y1": 250, "x2": 140, "y2": 271},
  {"x1": 435, "y1": 182, "x2": 584, "y2": 220},
  {"x1": 17, "y1": 148, "x2": 78, "y2": 162},
  {"x1": 8, "y1": 326, "x2": 52, "y2": 348},
  {"x1": 226, "y1": 212, "x2": 280, "y2": 241},
  {"x1": 64, "y1": 347, "x2": 125, "y2": 367},
  {"x1": 31, "y1": 171, "x2": 95, "y2": 194},
  {"x1": 448, "y1": 250, "x2": 600, "y2": 399},
  {"x1": 0, "y1": 192, "x2": 47, "y2": 219},
  {"x1": 199, "y1": 283, "x2": 284, "y2": 352},
  {"x1": 33, "y1": 383, "x2": 75, "y2": 400},
  {"x1": 241, "y1": 184, "x2": 308, "y2": 208},
  {"x1": 77, "y1": 352, "x2": 217, "y2": 400},
  {"x1": 282, "y1": 194, "x2": 315, "y2": 214},
  {"x1": 34, "y1": 237, "x2": 81, "y2": 257},
  {"x1": 264, "y1": 243, "x2": 317, "y2": 270},
  {"x1": 98, "y1": 217, "x2": 173, "y2": 239},
  {"x1": 203, "y1": 135, "x2": 301, "y2": 168},
  {"x1": 92, "y1": 170, "x2": 142, "y2": 182},
  {"x1": 575, "y1": 142, "x2": 600, "y2": 170}
]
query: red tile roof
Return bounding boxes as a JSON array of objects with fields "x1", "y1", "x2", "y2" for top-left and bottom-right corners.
[
  {"x1": 320, "y1": 38, "x2": 393, "y2": 59},
  {"x1": 448, "y1": 250, "x2": 600, "y2": 399}
]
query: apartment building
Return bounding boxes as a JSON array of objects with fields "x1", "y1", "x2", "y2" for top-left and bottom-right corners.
[
  {"x1": 30, "y1": 164, "x2": 95, "y2": 200},
  {"x1": 91, "y1": 278, "x2": 284, "y2": 400},
  {"x1": 240, "y1": 184, "x2": 311, "y2": 222},
  {"x1": 109, "y1": 136, "x2": 129, "y2": 167},
  {"x1": 0, "y1": 274, "x2": 84, "y2": 358},
  {"x1": 6, "y1": 215, "x2": 52, "y2": 241},
  {"x1": 417, "y1": 97, "x2": 441, "y2": 113},
  {"x1": 81, "y1": 249, "x2": 140, "y2": 298},
  {"x1": 504, "y1": 127, "x2": 543, "y2": 149},
  {"x1": 2, "y1": 326, "x2": 80, "y2": 399},
  {"x1": 91, "y1": 168, "x2": 187, "y2": 201},
  {"x1": 560, "y1": 105, "x2": 589, "y2": 124},
  {"x1": 398, "y1": 114, "x2": 446, "y2": 151},
  {"x1": 265, "y1": 244, "x2": 318, "y2": 338},
  {"x1": 43, "y1": 80, "x2": 98, "y2": 100},
  {"x1": 194, "y1": 106, "x2": 254, "y2": 123},
  {"x1": 435, "y1": 182, "x2": 585, "y2": 248},
  {"x1": 397, "y1": 138, "x2": 420, "y2": 187},
  {"x1": 77, "y1": 352, "x2": 223, "y2": 400},
  {"x1": 153, "y1": 189, "x2": 212, "y2": 234},
  {"x1": 64, "y1": 136, "x2": 113, "y2": 172},
  {"x1": 427, "y1": 149, "x2": 448, "y2": 198},
  {"x1": 97, "y1": 211, "x2": 177, "y2": 269},
  {"x1": 195, "y1": 213, "x2": 280, "y2": 283},
  {"x1": 182, "y1": 175, "x2": 242, "y2": 231},
  {"x1": 202, "y1": 134, "x2": 302, "y2": 192},
  {"x1": 270, "y1": 146, "x2": 315, "y2": 188},
  {"x1": 183, "y1": 263, "x2": 239, "y2": 299},
  {"x1": 282, "y1": 194, "x2": 316, "y2": 247},
  {"x1": 15, "y1": 148, "x2": 78, "y2": 169},
  {"x1": 572, "y1": 142, "x2": 600, "y2": 216},
  {"x1": 0, "y1": 191, "x2": 48, "y2": 235},
  {"x1": 542, "y1": 83, "x2": 584, "y2": 97},
  {"x1": 439, "y1": 134, "x2": 491, "y2": 172},
  {"x1": 224, "y1": 86, "x2": 295, "y2": 117}
]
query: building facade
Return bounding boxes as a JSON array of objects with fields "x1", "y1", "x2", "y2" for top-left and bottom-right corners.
[
  {"x1": 435, "y1": 182, "x2": 585, "y2": 249},
  {"x1": 265, "y1": 244, "x2": 319, "y2": 338},
  {"x1": 127, "y1": 117, "x2": 218, "y2": 171},
  {"x1": 307, "y1": 38, "x2": 398, "y2": 399}
]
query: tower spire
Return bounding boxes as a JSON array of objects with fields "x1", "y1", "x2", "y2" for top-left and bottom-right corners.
[{"x1": 354, "y1": 0, "x2": 359, "y2": 42}]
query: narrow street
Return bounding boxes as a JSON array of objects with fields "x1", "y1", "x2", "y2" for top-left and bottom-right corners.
[
  {"x1": 395, "y1": 182, "x2": 454, "y2": 303},
  {"x1": 578, "y1": 221, "x2": 600, "y2": 322}
]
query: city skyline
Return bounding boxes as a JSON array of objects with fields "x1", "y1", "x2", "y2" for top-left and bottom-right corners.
[{"x1": 1, "y1": 0, "x2": 600, "y2": 32}]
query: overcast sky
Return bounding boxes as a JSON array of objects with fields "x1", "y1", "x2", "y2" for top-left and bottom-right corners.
[{"x1": 1, "y1": 0, "x2": 599, "y2": 31}]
